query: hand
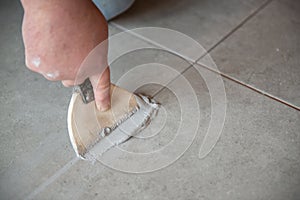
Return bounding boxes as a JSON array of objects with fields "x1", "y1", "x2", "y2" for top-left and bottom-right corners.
[{"x1": 21, "y1": 0, "x2": 111, "y2": 111}]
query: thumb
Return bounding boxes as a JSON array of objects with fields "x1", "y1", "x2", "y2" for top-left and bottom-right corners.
[{"x1": 89, "y1": 67, "x2": 111, "y2": 111}]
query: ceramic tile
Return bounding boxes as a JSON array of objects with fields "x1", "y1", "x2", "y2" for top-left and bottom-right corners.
[
  {"x1": 35, "y1": 65, "x2": 300, "y2": 200},
  {"x1": 201, "y1": 0, "x2": 300, "y2": 107},
  {"x1": 0, "y1": 2, "x2": 190, "y2": 199},
  {"x1": 112, "y1": 0, "x2": 267, "y2": 51},
  {"x1": 108, "y1": 26, "x2": 192, "y2": 96}
]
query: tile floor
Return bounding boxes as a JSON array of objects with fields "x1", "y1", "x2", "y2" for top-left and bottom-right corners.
[{"x1": 0, "y1": 0, "x2": 299, "y2": 199}]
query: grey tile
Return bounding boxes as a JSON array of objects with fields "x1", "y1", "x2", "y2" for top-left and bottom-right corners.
[
  {"x1": 35, "y1": 65, "x2": 300, "y2": 200},
  {"x1": 0, "y1": 2, "x2": 116, "y2": 200},
  {"x1": 0, "y1": 1, "x2": 76, "y2": 199},
  {"x1": 112, "y1": 0, "x2": 267, "y2": 51},
  {"x1": 0, "y1": 2, "x2": 190, "y2": 199},
  {"x1": 2, "y1": 0, "x2": 299, "y2": 199},
  {"x1": 108, "y1": 26, "x2": 191, "y2": 96},
  {"x1": 202, "y1": 0, "x2": 300, "y2": 107}
]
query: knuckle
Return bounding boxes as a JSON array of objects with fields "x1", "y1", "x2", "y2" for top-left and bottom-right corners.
[
  {"x1": 25, "y1": 55, "x2": 40, "y2": 73},
  {"x1": 43, "y1": 71, "x2": 61, "y2": 81}
]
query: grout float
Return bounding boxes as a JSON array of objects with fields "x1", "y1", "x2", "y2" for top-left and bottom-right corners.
[{"x1": 83, "y1": 94, "x2": 160, "y2": 162}]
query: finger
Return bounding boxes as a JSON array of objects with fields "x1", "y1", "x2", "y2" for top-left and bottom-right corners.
[
  {"x1": 89, "y1": 67, "x2": 111, "y2": 111},
  {"x1": 61, "y1": 80, "x2": 75, "y2": 87}
]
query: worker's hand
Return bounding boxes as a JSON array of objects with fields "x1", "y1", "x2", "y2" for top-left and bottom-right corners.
[{"x1": 21, "y1": 0, "x2": 111, "y2": 111}]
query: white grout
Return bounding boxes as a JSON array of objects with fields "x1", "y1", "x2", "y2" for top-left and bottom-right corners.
[
  {"x1": 109, "y1": 22, "x2": 198, "y2": 65},
  {"x1": 24, "y1": 157, "x2": 79, "y2": 200}
]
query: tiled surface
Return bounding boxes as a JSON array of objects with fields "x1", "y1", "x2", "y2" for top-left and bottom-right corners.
[
  {"x1": 112, "y1": 0, "x2": 268, "y2": 50},
  {"x1": 0, "y1": 1, "x2": 75, "y2": 199},
  {"x1": 203, "y1": 0, "x2": 300, "y2": 107},
  {"x1": 0, "y1": 1, "x2": 190, "y2": 199},
  {"x1": 1, "y1": 0, "x2": 300, "y2": 199},
  {"x1": 35, "y1": 66, "x2": 300, "y2": 200},
  {"x1": 108, "y1": 26, "x2": 191, "y2": 96}
]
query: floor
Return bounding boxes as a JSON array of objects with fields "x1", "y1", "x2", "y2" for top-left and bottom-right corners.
[{"x1": 0, "y1": 0, "x2": 300, "y2": 199}]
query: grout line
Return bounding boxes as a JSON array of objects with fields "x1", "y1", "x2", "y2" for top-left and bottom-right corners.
[
  {"x1": 224, "y1": 76, "x2": 300, "y2": 111},
  {"x1": 151, "y1": 64, "x2": 193, "y2": 97},
  {"x1": 24, "y1": 157, "x2": 80, "y2": 200},
  {"x1": 195, "y1": 0, "x2": 274, "y2": 62},
  {"x1": 195, "y1": 63, "x2": 300, "y2": 111},
  {"x1": 110, "y1": 21, "x2": 198, "y2": 66}
]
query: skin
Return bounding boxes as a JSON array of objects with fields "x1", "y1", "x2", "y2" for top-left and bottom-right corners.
[{"x1": 21, "y1": 0, "x2": 111, "y2": 111}]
